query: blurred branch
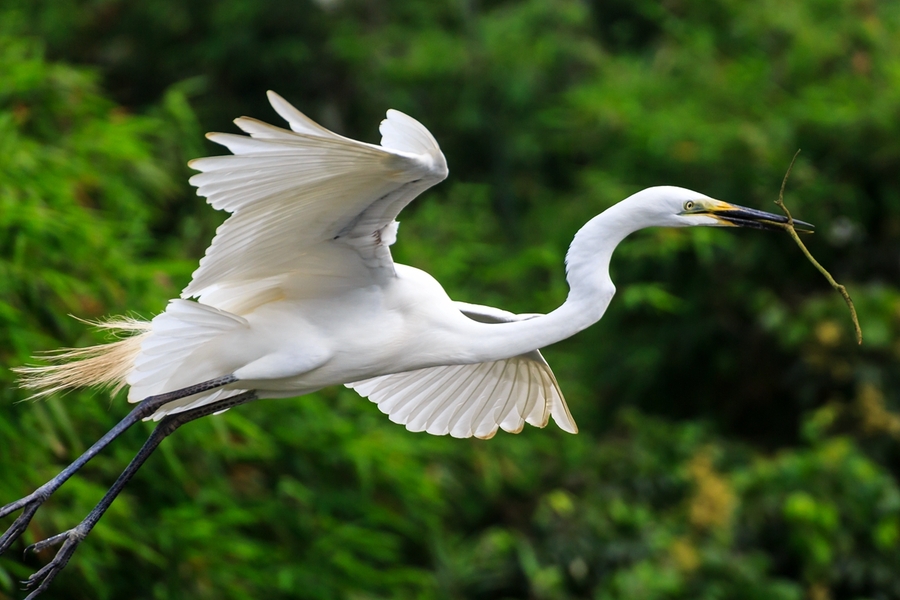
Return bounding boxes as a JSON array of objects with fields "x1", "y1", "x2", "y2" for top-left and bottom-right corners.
[{"x1": 775, "y1": 150, "x2": 863, "y2": 345}]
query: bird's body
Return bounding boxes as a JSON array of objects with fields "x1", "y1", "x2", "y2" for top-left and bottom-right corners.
[
  {"x1": 3, "y1": 92, "x2": 813, "y2": 597},
  {"x1": 145, "y1": 264, "x2": 476, "y2": 398},
  {"x1": 126, "y1": 243, "x2": 609, "y2": 426}
]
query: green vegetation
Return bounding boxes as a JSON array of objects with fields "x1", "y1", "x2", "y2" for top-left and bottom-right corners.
[{"x1": 1, "y1": 1, "x2": 899, "y2": 598}]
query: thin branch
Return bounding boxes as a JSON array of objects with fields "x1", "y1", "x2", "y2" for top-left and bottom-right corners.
[{"x1": 774, "y1": 150, "x2": 863, "y2": 345}]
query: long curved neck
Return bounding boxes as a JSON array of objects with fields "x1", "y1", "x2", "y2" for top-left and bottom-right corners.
[{"x1": 462, "y1": 199, "x2": 647, "y2": 362}]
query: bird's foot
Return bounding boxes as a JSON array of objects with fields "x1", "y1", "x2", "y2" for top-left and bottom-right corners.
[
  {"x1": 0, "y1": 486, "x2": 51, "y2": 555},
  {"x1": 21, "y1": 527, "x2": 87, "y2": 600}
]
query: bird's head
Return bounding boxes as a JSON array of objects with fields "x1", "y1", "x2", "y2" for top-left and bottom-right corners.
[{"x1": 643, "y1": 186, "x2": 814, "y2": 232}]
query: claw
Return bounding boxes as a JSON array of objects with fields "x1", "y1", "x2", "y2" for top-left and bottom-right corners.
[
  {"x1": 0, "y1": 497, "x2": 43, "y2": 555},
  {"x1": 25, "y1": 530, "x2": 73, "y2": 555},
  {"x1": 24, "y1": 577, "x2": 59, "y2": 600},
  {"x1": 5, "y1": 387, "x2": 259, "y2": 598},
  {"x1": 25, "y1": 557, "x2": 59, "y2": 587},
  {"x1": 19, "y1": 532, "x2": 82, "y2": 599}
]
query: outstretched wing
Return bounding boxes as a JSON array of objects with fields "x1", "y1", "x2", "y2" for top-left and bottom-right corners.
[
  {"x1": 183, "y1": 92, "x2": 448, "y2": 302},
  {"x1": 346, "y1": 302, "x2": 578, "y2": 439}
]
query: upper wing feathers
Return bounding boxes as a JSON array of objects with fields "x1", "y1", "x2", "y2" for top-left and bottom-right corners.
[{"x1": 183, "y1": 93, "x2": 448, "y2": 301}]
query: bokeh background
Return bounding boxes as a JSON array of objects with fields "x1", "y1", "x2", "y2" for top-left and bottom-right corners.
[{"x1": 2, "y1": 0, "x2": 899, "y2": 598}]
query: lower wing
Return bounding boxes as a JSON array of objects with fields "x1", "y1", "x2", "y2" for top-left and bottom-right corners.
[{"x1": 346, "y1": 302, "x2": 577, "y2": 439}]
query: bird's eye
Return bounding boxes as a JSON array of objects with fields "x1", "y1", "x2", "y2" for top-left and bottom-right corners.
[{"x1": 684, "y1": 201, "x2": 695, "y2": 211}]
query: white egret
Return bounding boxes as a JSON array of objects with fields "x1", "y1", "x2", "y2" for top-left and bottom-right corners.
[{"x1": 1, "y1": 92, "x2": 812, "y2": 597}]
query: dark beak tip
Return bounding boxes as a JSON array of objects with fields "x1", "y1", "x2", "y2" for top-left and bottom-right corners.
[{"x1": 792, "y1": 219, "x2": 815, "y2": 233}]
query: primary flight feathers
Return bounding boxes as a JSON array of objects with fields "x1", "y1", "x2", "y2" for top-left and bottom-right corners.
[{"x1": 184, "y1": 91, "x2": 448, "y2": 299}]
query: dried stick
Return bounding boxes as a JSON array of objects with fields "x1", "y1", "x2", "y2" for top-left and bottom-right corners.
[{"x1": 775, "y1": 150, "x2": 863, "y2": 345}]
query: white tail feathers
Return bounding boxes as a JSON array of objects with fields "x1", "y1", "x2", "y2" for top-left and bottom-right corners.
[{"x1": 12, "y1": 318, "x2": 150, "y2": 399}]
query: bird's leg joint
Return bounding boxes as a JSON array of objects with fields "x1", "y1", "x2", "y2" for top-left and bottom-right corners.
[
  {"x1": 134, "y1": 374, "x2": 240, "y2": 418},
  {"x1": 0, "y1": 481, "x2": 60, "y2": 555}
]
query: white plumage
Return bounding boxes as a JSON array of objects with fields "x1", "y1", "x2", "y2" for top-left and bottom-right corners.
[{"x1": 18, "y1": 91, "x2": 809, "y2": 438}]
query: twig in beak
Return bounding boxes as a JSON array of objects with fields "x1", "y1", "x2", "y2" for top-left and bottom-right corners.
[{"x1": 775, "y1": 150, "x2": 863, "y2": 345}]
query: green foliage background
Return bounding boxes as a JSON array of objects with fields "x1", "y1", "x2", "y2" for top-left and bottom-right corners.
[{"x1": 1, "y1": 0, "x2": 899, "y2": 598}]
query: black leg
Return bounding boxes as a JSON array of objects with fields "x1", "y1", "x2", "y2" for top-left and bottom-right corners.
[
  {"x1": 0, "y1": 374, "x2": 239, "y2": 555},
  {"x1": 19, "y1": 389, "x2": 259, "y2": 599}
]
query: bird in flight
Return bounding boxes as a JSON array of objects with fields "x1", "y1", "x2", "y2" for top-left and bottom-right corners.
[{"x1": 1, "y1": 92, "x2": 812, "y2": 597}]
